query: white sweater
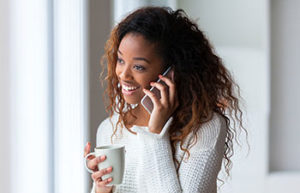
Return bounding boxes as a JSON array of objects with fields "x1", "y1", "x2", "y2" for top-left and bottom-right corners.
[{"x1": 91, "y1": 113, "x2": 226, "y2": 193}]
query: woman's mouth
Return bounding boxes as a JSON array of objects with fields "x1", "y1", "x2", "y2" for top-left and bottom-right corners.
[{"x1": 121, "y1": 84, "x2": 140, "y2": 95}]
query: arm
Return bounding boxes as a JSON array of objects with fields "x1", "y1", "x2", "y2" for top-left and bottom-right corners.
[
  {"x1": 90, "y1": 118, "x2": 114, "y2": 193},
  {"x1": 135, "y1": 115, "x2": 226, "y2": 193}
]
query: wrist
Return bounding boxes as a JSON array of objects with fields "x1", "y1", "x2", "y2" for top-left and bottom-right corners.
[
  {"x1": 149, "y1": 128, "x2": 161, "y2": 134},
  {"x1": 148, "y1": 120, "x2": 166, "y2": 134},
  {"x1": 148, "y1": 116, "x2": 173, "y2": 135},
  {"x1": 95, "y1": 187, "x2": 112, "y2": 193},
  {"x1": 95, "y1": 187, "x2": 101, "y2": 193}
]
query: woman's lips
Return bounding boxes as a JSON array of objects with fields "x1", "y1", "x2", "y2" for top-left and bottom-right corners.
[{"x1": 121, "y1": 84, "x2": 140, "y2": 96}]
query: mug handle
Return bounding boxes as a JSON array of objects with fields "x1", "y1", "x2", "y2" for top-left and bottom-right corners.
[{"x1": 84, "y1": 152, "x2": 96, "y2": 173}]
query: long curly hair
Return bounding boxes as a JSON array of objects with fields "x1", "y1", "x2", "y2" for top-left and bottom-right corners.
[{"x1": 100, "y1": 6, "x2": 247, "y2": 182}]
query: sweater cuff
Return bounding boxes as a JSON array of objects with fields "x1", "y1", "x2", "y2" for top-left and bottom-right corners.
[
  {"x1": 91, "y1": 182, "x2": 95, "y2": 193},
  {"x1": 133, "y1": 117, "x2": 173, "y2": 139}
]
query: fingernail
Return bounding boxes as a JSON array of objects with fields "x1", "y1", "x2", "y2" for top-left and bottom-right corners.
[
  {"x1": 108, "y1": 178, "x2": 112, "y2": 182},
  {"x1": 106, "y1": 167, "x2": 112, "y2": 172},
  {"x1": 100, "y1": 155, "x2": 106, "y2": 161}
]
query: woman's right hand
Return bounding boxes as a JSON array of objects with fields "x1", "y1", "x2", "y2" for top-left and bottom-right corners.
[{"x1": 84, "y1": 142, "x2": 114, "y2": 193}]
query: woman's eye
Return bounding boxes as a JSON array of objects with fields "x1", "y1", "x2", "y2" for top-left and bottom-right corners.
[
  {"x1": 134, "y1": 65, "x2": 145, "y2": 71},
  {"x1": 117, "y1": 58, "x2": 124, "y2": 64}
]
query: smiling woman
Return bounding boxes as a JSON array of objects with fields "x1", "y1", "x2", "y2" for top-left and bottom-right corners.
[
  {"x1": 84, "y1": 6, "x2": 246, "y2": 193},
  {"x1": 116, "y1": 33, "x2": 164, "y2": 105}
]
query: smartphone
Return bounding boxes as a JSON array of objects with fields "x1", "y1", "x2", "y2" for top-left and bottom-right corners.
[{"x1": 141, "y1": 66, "x2": 173, "y2": 114}]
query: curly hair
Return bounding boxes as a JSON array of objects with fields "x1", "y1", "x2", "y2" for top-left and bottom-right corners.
[{"x1": 100, "y1": 6, "x2": 247, "y2": 183}]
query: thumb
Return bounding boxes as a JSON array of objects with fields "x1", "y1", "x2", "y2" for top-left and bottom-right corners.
[{"x1": 84, "y1": 142, "x2": 91, "y2": 157}]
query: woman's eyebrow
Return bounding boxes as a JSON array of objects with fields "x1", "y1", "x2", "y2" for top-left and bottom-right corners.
[
  {"x1": 118, "y1": 49, "x2": 150, "y2": 64},
  {"x1": 133, "y1": 57, "x2": 150, "y2": 64}
]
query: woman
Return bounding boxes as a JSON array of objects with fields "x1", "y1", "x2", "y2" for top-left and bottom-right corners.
[{"x1": 84, "y1": 6, "x2": 245, "y2": 193}]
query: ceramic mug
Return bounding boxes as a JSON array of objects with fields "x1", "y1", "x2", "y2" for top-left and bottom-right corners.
[{"x1": 84, "y1": 144, "x2": 125, "y2": 185}]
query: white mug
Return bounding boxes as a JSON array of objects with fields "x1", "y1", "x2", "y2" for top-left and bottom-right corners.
[{"x1": 84, "y1": 144, "x2": 125, "y2": 185}]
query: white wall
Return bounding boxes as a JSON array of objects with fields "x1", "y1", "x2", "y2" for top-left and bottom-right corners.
[
  {"x1": 0, "y1": 0, "x2": 11, "y2": 192},
  {"x1": 270, "y1": 0, "x2": 300, "y2": 172},
  {"x1": 267, "y1": 1, "x2": 300, "y2": 190},
  {"x1": 88, "y1": 0, "x2": 112, "y2": 150},
  {"x1": 178, "y1": 0, "x2": 266, "y2": 49}
]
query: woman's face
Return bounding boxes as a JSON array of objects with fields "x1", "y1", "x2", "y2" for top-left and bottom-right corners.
[{"x1": 115, "y1": 33, "x2": 164, "y2": 104}]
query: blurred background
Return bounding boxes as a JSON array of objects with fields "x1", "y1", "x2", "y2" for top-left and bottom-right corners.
[{"x1": 1, "y1": 0, "x2": 299, "y2": 192}]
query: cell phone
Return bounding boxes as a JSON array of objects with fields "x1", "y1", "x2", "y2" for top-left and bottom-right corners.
[{"x1": 141, "y1": 66, "x2": 173, "y2": 114}]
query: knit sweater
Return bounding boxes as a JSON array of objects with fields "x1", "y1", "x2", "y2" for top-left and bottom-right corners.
[{"x1": 91, "y1": 112, "x2": 226, "y2": 193}]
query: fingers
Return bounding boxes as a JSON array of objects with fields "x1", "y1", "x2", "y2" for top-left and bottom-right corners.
[
  {"x1": 91, "y1": 167, "x2": 113, "y2": 181},
  {"x1": 87, "y1": 155, "x2": 106, "y2": 172},
  {"x1": 96, "y1": 177, "x2": 113, "y2": 187},
  {"x1": 152, "y1": 74, "x2": 177, "y2": 107},
  {"x1": 92, "y1": 167, "x2": 113, "y2": 187},
  {"x1": 150, "y1": 81, "x2": 168, "y2": 105},
  {"x1": 158, "y1": 74, "x2": 178, "y2": 108},
  {"x1": 84, "y1": 142, "x2": 91, "y2": 157},
  {"x1": 144, "y1": 73, "x2": 177, "y2": 111},
  {"x1": 143, "y1": 88, "x2": 161, "y2": 108},
  {"x1": 84, "y1": 143, "x2": 113, "y2": 190}
]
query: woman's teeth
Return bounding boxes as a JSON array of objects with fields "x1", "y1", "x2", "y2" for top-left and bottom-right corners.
[{"x1": 122, "y1": 85, "x2": 139, "y2": 91}]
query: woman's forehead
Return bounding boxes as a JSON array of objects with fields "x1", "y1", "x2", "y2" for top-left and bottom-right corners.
[{"x1": 118, "y1": 33, "x2": 160, "y2": 58}]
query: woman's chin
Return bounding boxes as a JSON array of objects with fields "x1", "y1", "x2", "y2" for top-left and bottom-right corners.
[
  {"x1": 122, "y1": 93, "x2": 144, "y2": 105},
  {"x1": 123, "y1": 97, "x2": 141, "y2": 106}
]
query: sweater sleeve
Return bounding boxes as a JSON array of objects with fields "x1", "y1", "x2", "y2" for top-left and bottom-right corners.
[
  {"x1": 134, "y1": 115, "x2": 226, "y2": 193},
  {"x1": 90, "y1": 118, "x2": 115, "y2": 193}
]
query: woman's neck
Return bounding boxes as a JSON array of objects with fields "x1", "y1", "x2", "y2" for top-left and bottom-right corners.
[{"x1": 125, "y1": 104, "x2": 150, "y2": 128}]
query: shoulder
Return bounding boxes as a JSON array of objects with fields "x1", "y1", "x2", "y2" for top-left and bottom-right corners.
[
  {"x1": 96, "y1": 114, "x2": 119, "y2": 146},
  {"x1": 189, "y1": 113, "x2": 227, "y2": 151},
  {"x1": 96, "y1": 117, "x2": 111, "y2": 134}
]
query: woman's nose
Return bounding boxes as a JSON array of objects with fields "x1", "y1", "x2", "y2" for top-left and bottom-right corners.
[{"x1": 119, "y1": 66, "x2": 132, "y2": 80}]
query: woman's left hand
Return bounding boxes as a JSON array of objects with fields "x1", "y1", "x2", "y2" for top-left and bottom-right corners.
[{"x1": 143, "y1": 74, "x2": 179, "y2": 134}]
